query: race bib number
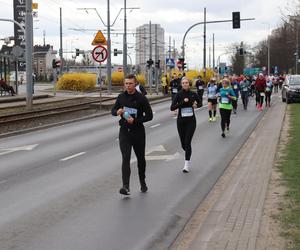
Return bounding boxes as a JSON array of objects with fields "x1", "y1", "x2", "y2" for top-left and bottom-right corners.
[
  {"x1": 124, "y1": 106, "x2": 137, "y2": 117},
  {"x1": 172, "y1": 88, "x2": 178, "y2": 94},
  {"x1": 198, "y1": 86, "x2": 203, "y2": 90},
  {"x1": 243, "y1": 87, "x2": 248, "y2": 91},
  {"x1": 266, "y1": 87, "x2": 271, "y2": 92},
  {"x1": 260, "y1": 92, "x2": 265, "y2": 97},
  {"x1": 221, "y1": 97, "x2": 229, "y2": 104},
  {"x1": 208, "y1": 94, "x2": 215, "y2": 99},
  {"x1": 181, "y1": 107, "x2": 193, "y2": 117},
  {"x1": 234, "y1": 85, "x2": 238, "y2": 89}
]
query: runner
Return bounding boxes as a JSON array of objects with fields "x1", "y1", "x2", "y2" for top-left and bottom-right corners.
[
  {"x1": 265, "y1": 76, "x2": 273, "y2": 107},
  {"x1": 195, "y1": 75, "x2": 205, "y2": 107},
  {"x1": 207, "y1": 77, "x2": 218, "y2": 122},
  {"x1": 170, "y1": 77, "x2": 201, "y2": 173},
  {"x1": 170, "y1": 74, "x2": 181, "y2": 101},
  {"x1": 111, "y1": 74, "x2": 153, "y2": 195},
  {"x1": 231, "y1": 76, "x2": 240, "y2": 114},
  {"x1": 255, "y1": 73, "x2": 267, "y2": 111},
  {"x1": 218, "y1": 78, "x2": 236, "y2": 138},
  {"x1": 239, "y1": 76, "x2": 251, "y2": 110}
]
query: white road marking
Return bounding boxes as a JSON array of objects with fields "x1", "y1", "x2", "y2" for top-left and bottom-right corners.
[
  {"x1": 60, "y1": 152, "x2": 86, "y2": 161},
  {"x1": 150, "y1": 124, "x2": 160, "y2": 128},
  {"x1": 0, "y1": 144, "x2": 39, "y2": 156}
]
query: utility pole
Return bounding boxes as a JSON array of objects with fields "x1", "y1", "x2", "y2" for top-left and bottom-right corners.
[
  {"x1": 267, "y1": 34, "x2": 270, "y2": 75},
  {"x1": 25, "y1": 0, "x2": 33, "y2": 109},
  {"x1": 107, "y1": 0, "x2": 112, "y2": 94},
  {"x1": 59, "y1": 7, "x2": 63, "y2": 74},
  {"x1": 203, "y1": 7, "x2": 207, "y2": 80},
  {"x1": 173, "y1": 39, "x2": 176, "y2": 59},
  {"x1": 149, "y1": 21, "x2": 153, "y2": 94},
  {"x1": 43, "y1": 30, "x2": 46, "y2": 46},
  {"x1": 123, "y1": 0, "x2": 128, "y2": 76},
  {"x1": 155, "y1": 24, "x2": 158, "y2": 94},
  {"x1": 296, "y1": 20, "x2": 299, "y2": 74},
  {"x1": 213, "y1": 33, "x2": 215, "y2": 69},
  {"x1": 209, "y1": 45, "x2": 211, "y2": 68}
]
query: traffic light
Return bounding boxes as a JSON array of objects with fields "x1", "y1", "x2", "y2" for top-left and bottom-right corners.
[
  {"x1": 232, "y1": 12, "x2": 240, "y2": 29},
  {"x1": 52, "y1": 59, "x2": 60, "y2": 68},
  {"x1": 239, "y1": 48, "x2": 244, "y2": 56},
  {"x1": 75, "y1": 48, "x2": 80, "y2": 57},
  {"x1": 155, "y1": 59, "x2": 160, "y2": 68},
  {"x1": 114, "y1": 49, "x2": 118, "y2": 56},
  {"x1": 147, "y1": 58, "x2": 154, "y2": 67}
]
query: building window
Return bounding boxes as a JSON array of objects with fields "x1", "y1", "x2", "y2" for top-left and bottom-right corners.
[{"x1": 39, "y1": 60, "x2": 43, "y2": 64}]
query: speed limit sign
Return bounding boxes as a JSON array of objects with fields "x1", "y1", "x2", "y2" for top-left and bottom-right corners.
[{"x1": 92, "y1": 45, "x2": 108, "y2": 63}]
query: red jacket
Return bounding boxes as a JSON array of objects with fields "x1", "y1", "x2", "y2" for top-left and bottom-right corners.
[{"x1": 255, "y1": 78, "x2": 266, "y2": 92}]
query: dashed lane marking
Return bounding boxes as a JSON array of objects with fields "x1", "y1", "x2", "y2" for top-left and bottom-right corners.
[{"x1": 60, "y1": 152, "x2": 86, "y2": 161}]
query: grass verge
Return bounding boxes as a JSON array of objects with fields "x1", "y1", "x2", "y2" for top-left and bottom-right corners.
[{"x1": 277, "y1": 104, "x2": 300, "y2": 249}]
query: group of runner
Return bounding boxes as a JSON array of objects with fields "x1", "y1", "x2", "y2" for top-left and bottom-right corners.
[
  {"x1": 170, "y1": 72, "x2": 284, "y2": 173},
  {"x1": 111, "y1": 73, "x2": 283, "y2": 195}
]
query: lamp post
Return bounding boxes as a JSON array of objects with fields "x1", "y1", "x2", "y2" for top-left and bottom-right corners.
[{"x1": 262, "y1": 22, "x2": 270, "y2": 75}]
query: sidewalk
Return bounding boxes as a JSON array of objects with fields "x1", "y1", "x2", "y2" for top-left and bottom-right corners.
[{"x1": 171, "y1": 98, "x2": 286, "y2": 250}]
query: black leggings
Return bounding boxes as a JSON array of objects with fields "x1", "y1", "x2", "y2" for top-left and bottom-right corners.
[
  {"x1": 177, "y1": 118, "x2": 196, "y2": 161},
  {"x1": 119, "y1": 126, "x2": 146, "y2": 188},
  {"x1": 265, "y1": 91, "x2": 272, "y2": 105},
  {"x1": 220, "y1": 108, "x2": 232, "y2": 132},
  {"x1": 232, "y1": 99, "x2": 238, "y2": 110},
  {"x1": 241, "y1": 92, "x2": 249, "y2": 108}
]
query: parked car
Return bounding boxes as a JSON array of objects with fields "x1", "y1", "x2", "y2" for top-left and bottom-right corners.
[{"x1": 282, "y1": 75, "x2": 300, "y2": 103}]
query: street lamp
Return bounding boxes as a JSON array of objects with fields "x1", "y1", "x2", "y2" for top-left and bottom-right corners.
[{"x1": 262, "y1": 22, "x2": 270, "y2": 75}]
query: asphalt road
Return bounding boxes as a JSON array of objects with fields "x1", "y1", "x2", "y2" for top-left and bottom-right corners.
[{"x1": 0, "y1": 96, "x2": 265, "y2": 250}]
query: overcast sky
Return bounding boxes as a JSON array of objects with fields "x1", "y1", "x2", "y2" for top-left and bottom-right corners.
[{"x1": 0, "y1": 0, "x2": 292, "y2": 68}]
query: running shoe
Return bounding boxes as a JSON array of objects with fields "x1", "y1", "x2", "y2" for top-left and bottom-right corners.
[
  {"x1": 119, "y1": 186, "x2": 130, "y2": 195},
  {"x1": 221, "y1": 132, "x2": 226, "y2": 138},
  {"x1": 182, "y1": 161, "x2": 191, "y2": 173},
  {"x1": 140, "y1": 181, "x2": 148, "y2": 193},
  {"x1": 212, "y1": 117, "x2": 216, "y2": 122},
  {"x1": 209, "y1": 117, "x2": 212, "y2": 122}
]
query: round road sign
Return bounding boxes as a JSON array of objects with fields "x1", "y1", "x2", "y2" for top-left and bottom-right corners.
[{"x1": 92, "y1": 45, "x2": 108, "y2": 63}]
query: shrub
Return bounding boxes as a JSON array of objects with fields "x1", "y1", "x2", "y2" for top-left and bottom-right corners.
[
  {"x1": 111, "y1": 71, "x2": 124, "y2": 86},
  {"x1": 136, "y1": 74, "x2": 146, "y2": 85},
  {"x1": 57, "y1": 73, "x2": 96, "y2": 91}
]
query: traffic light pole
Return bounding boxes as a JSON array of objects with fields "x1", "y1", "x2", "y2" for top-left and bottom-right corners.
[
  {"x1": 25, "y1": 0, "x2": 33, "y2": 110},
  {"x1": 181, "y1": 17, "x2": 255, "y2": 61}
]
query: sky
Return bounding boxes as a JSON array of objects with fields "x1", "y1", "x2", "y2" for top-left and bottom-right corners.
[{"x1": 0, "y1": 0, "x2": 293, "y2": 68}]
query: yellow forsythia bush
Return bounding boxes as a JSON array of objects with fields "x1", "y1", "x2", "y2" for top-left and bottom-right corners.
[
  {"x1": 111, "y1": 71, "x2": 124, "y2": 86},
  {"x1": 57, "y1": 73, "x2": 96, "y2": 91},
  {"x1": 110, "y1": 72, "x2": 146, "y2": 86},
  {"x1": 136, "y1": 74, "x2": 146, "y2": 85}
]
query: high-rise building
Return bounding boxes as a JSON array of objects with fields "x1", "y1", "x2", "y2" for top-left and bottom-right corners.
[{"x1": 135, "y1": 23, "x2": 165, "y2": 73}]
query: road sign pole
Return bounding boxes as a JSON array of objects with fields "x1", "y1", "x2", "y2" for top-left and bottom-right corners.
[{"x1": 99, "y1": 63, "x2": 102, "y2": 111}]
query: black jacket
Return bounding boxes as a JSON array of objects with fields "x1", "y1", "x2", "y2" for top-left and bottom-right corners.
[
  {"x1": 170, "y1": 89, "x2": 201, "y2": 119},
  {"x1": 111, "y1": 91, "x2": 153, "y2": 129}
]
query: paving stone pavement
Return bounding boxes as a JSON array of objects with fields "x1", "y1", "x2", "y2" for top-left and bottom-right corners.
[
  {"x1": 189, "y1": 99, "x2": 286, "y2": 250},
  {"x1": 170, "y1": 97, "x2": 286, "y2": 250}
]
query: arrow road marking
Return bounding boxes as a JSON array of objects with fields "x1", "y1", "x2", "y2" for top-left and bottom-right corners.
[
  {"x1": 131, "y1": 145, "x2": 180, "y2": 163},
  {"x1": 60, "y1": 152, "x2": 86, "y2": 162},
  {"x1": 0, "y1": 144, "x2": 39, "y2": 156}
]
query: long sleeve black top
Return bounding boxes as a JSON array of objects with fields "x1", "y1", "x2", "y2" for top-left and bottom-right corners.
[
  {"x1": 170, "y1": 89, "x2": 201, "y2": 119},
  {"x1": 111, "y1": 91, "x2": 153, "y2": 129}
]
